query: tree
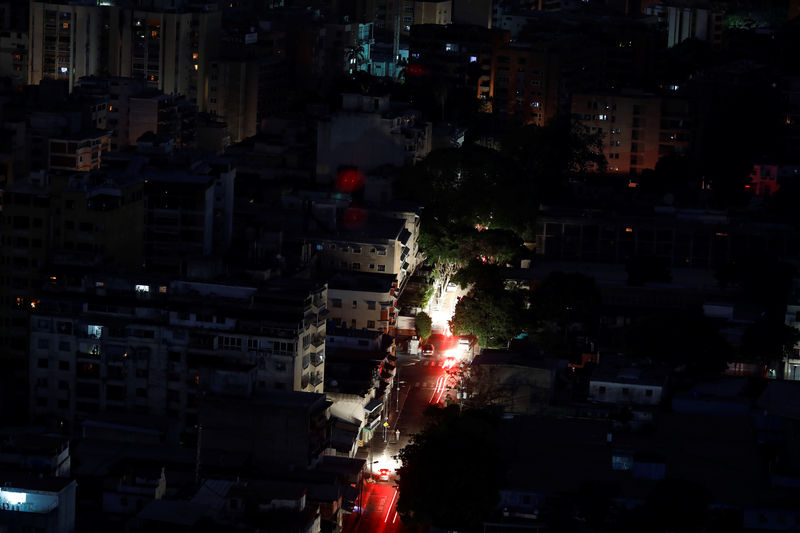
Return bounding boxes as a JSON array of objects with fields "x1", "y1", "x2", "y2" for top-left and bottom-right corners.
[
  {"x1": 624, "y1": 307, "x2": 730, "y2": 375},
  {"x1": 450, "y1": 290, "x2": 523, "y2": 348},
  {"x1": 740, "y1": 319, "x2": 800, "y2": 367},
  {"x1": 415, "y1": 311, "x2": 432, "y2": 340},
  {"x1": 345, "y1": 44, "x2": 366, "y2": 73},
  {"x1": 396, "y1": 406, "x2": 506, "y2": 530},
  {"x1": 501, "y1": 119, "x2": 606, "y2": 204},
  {"x1": 530, "y1": 271, "x2": 601, "y2": 329}
]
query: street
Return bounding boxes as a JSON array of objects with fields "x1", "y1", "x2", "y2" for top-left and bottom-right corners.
[
  {"x1": 344, "y1": 346, "x2": 463, "y2": 533},
  {"x1": 345, "y1": 482, "x2": 416, "y2": 533},
  {"x1": 343, "y1": 280, "x2": 470, "y2": 532}
]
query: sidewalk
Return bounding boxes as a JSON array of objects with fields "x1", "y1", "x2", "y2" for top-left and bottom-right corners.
[{"x1": 356, "y1": 355, "x2": 413, "y2": 476}]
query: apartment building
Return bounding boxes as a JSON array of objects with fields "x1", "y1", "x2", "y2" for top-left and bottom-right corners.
[
  {"x1": 408, "y1": 24, "x2": 509, "y2": 100},
  {"x1": 784, "y1": 278, "x2": 800, "y2": 381},
  {"x1": 0, "y1": 170, "x2": 145, "y2": 423},
  {"x1": 313, "y1": 214, "x2": 418, "y2": 287},
  {"x1": 206, "y1": 57, "x2": 258, "y2": 144},
  {"x1": 28, "y1": 275, "x2": 328, "y2": 433},
  {"x1": 199, "y1": 391, "x2": 332, "y2": 472},
  {"x1": 571, "y1": 90, "x2": 691, "y2": 175},
  {"x1": 138, "y1": 151, "x2": 235, "y2": 274},
  {"x1": 0, "y1": 474, "x2": 77, "y2": 533},
  {"x1": 315, "y1": 93, "x2": 432, "y2": 183},
  {"x1": 533, "y1": 206, "x2": 797, "y2": 269},
  {"x1": 327, "y1": 272, "x2": 399, "y2": 333},
  {"x1": 490, "y1": 43, "x2": 559, "y2": 125},
  {"x1": 0, "y1": 29, "x2": 27, "y2": 85},
  {"x1": 28, "y1": 2, "x2": 103, "y2": 90},
  {"x1": 368, "y1": 0, "x2": 451, "y2": 35},
  {"x1": 28, "y1": 1, "x2": 221, "y2": 110},
  {"x1": 75, "y1": 77, "x2": 197, "y2": 149}
]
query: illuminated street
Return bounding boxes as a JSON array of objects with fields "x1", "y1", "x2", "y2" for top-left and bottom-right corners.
[{"x1": 346, "y1": 483, "x2": 418, "y2": 533}]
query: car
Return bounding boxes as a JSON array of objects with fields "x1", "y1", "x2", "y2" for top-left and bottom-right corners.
[
  {"x1": 420, "y1": 344, "x2": 435, "y2": 357},
  {"x1": 377, "y1": 468, "x2": 392, "y2": 482}
]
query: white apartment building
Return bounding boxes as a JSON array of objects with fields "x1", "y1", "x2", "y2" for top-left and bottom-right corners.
[
  {"x1": 327, "y1": 272, "x2": 398, "y2": 333},
  {"x1": 314, "y1": 214, "x2": 419, "y2": 288}
]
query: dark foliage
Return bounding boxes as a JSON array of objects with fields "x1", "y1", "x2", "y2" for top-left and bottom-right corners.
[{"x1": 396, "y1": 406, "x2": 506, "y2": 530}]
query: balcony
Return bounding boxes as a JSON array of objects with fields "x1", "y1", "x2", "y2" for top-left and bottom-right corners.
[
  {"x1": 311, "y1": 335, "x2": 325, "y2": 349},
  {"x1": 310, "y1": 373, "x2": 323, "y2": 387},
  {"x1": 311, "y1": 353, "x2": 324, "y2": 367}
]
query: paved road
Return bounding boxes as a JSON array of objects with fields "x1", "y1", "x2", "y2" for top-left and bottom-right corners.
[
  {"x1": 344, "y1": 352, "x2": 461, "y2": 533},
  {"x1": 345, "y1": 482, "x2": 418, "y2": 533}
]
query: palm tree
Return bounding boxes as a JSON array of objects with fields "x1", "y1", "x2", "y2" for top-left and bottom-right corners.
[{"x1": 345, "y1": 44, "x2": 366, "y2": 74}]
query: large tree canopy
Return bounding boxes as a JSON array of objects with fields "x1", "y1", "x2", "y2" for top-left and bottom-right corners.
[
  {"x1": 395, "y1": 120, "x2": 606, "y2": 268},
  {"x1": 450, "y1": 289, "x2": 524, "y2": 348},
  {"x1": 624, "y1": 307, "x2": 730, "y2": 375},
  {"x1": 530, "y1": 271, "x2": 602, "y2": 328},
  {"x1": 396, "y1": 406, "x2": 506, "y2": 530}
]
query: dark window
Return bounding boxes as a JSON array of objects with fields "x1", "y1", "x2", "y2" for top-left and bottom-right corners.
[
  {"x1": 59, "y1": 360, "x2": 69, "y2": 371},
  {"x1": 37, "y1": 358, "x2": 49, "y2": 369}
]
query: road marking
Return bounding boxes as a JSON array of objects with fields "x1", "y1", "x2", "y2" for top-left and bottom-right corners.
[
  {"x1": 392, "y1": 511, "x2": 398, "y2": 524},
  {"x1": 383, "y1": 489, "x2": 398, "y2": 523}
]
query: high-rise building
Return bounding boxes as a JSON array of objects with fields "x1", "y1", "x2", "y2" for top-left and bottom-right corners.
[
  {"x1": 28, "y1": 2, "x2": 103, "y2": 89},
  {"x1": 490, "y1": 43, "x2": 560, "y2": 125},
  {"x1": 28, "y1": 1, "x2": 221, "y2": 110},
  {"x1": 0, "y1": 170, "x2": 145, "y2": 423},
  {"x1": 571, "y1": 90, "x2": 691, "y2": 175}
]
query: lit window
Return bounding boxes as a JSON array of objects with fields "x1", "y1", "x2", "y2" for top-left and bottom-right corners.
[
  {"x1": 135, "y1": 284, "x2": 150, "y2": 293},
  {"x1": 194, "y1": 64, "x2": 198, "y2": 71}
]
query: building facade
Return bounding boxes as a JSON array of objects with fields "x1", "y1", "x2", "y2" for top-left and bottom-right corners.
[
  {"x1": 327, "y1": 272, "x2": 399, "y2": 333},
  {"x1": 28, "y1": 276, "x2": 328, "y2": 433},
  {"x1": 571, "y1": 90, "x2": 691, "y2": 175}
]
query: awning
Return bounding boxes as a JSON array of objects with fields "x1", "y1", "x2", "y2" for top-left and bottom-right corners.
[{"x1": 364, "y1": 398, "x2": 383, "y2": 414}]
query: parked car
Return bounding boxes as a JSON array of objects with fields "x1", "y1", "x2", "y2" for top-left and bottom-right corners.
[{"x1": 421, "y1": 344, "x2": 435, "y2": 357}]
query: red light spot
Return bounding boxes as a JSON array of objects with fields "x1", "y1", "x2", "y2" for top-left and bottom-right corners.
[
  {"x1": 343, "y1": 207, "x2": 367, "y2": 230},
  {"x1": 335, "y1": 168, "x2": 365, "y2": 192},
  {"x1": 405, "y1": 64, "x2": 427, "y2": 77}
]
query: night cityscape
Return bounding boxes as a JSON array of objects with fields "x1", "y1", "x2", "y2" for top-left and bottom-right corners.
[{"x1": 0, "y1": 0, "x2": 799, "y2": 531}]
